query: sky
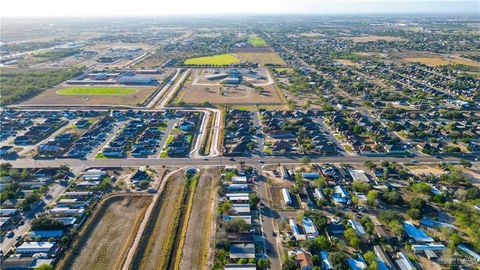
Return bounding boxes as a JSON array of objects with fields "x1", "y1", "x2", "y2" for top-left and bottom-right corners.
[{"x1": 1, "y1": 0, "x2": 478, "y2": 17}]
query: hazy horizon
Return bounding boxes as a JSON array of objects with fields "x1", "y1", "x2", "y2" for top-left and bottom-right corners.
[{"x1": 1, "y1": 0, "x2": 479, "y2": 17}]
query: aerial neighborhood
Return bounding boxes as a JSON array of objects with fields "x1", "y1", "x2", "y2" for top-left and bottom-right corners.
[{"x1": 1, "y1": 10, "x2": 479, "y2": 270}]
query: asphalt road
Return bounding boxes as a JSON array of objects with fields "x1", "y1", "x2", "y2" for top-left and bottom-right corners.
[
  {"x1": 256, "y1": 177, "x2": 281, "y2": 269},
  {"x1": 3, "y1": 155, "x2": 461, "y2": 169}
]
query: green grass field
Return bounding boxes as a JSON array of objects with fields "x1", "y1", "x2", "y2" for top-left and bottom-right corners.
[
  {"x1": 57, "y1": 87, "x2": 137, "y2": 95},
  {"x1": 184, "y1": 54, "x2": 240, "y2": 66},
  {"x1": 248, "y1": 36, "x2": 268, "y2": 47}
]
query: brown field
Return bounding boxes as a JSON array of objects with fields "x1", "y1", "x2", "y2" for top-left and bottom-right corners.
[
  {"x1": 176, "y1": 73, "x2": 284, "y2": 105},
  {"x1": 336, "y1": 59, "x2": 359, "y2": 66},
  {"x1": 231, "y1": 47, "x2": 273, "y2": 53},
  {"x1": 20, "y1": 85, "x2": 156, "y2": 106},
  {"x1": 348, "y1": 35, "x2": 407, "y2": 42},
  {"x1": 133, "y1": 52, "x2": 168, "y2": 68},
  {"x1": 408, "y1": 165, "x2": 445, "y2": 176},
  {"x1": 403, "y1": 57, "x2": 480, "y2": 67},
  {"x1": 235, "y1": 52, "x2": 287, "y2": 66},
  {"x1": 65, "y1": 195, "x2": 152, "y2": 270},
  {"x1": 131, "y1": 171, "x2": 186, "y2": 270},
  {"x1": 179, "y1": 169, "x2": 218, "y2": 270},
  {"x1": 270, "y1": 186, "x2": 299, "y2": 209}
]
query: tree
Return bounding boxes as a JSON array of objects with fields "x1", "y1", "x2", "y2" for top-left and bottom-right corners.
[
  {"x1": 218, "y1": 200, "x2": 232, "y2": 214},
  {"x1": 349, "y1": 237, "x2": 361, "y2": 249},
  {"x1": 301, "y1": 156, "x2": 311, "y2": 165},
  {"x1": 21, "y1": 168, "x2": 28, "y2": 179},
  {"x1": 59, "y1": 236, "x2": 70, "y2": 247},
  {"x1": 411, "y1": 182, "x2": 431, "y2": 194},
  {"x1": 314, "y1": 176, "x2": 327, "y2": 188},
  {"x1": 257, "y1": 258, "x2": 271, "y2": 270},
  {"x1": 21, "y1": 192, "x2": 41, "y2": 211},
  {"x1": 382, "y1": 191, "x2": 403, "y2": 205},
  {"x1": 389, "y1": 220, "x2": 404, "y2": 236},
  {"x1": 238, "y1": 258, "x2": 247, "y2": 264},
  {"x1": 97, "y1": 177, "x2": 111, "y2": 190},
  {"x1": 225, "y1": 219, "x2": 250, "y2": 233},
  {"x1": 31, "y1": 216, "x2": 63, "y2": 231},
  {"x1": 315, "y1": 235, "x2": 331, "y2": 250},
  {"x1": 407, "y1": 208, "x2": 422, "y2": 220},
  {"x1": 409, "y1": 197, "x2": 426, "y2": 210},
  {"x1": 329, "y1": 251, "x2": 349, "y2": 270},
  {"x1": 344, "y1": 228, "x2": 360, "y2": 249},
  {"x1": 367, "y1": 190, "x2": 378, "y2": 206},
  {"x1": 364, "y1": 161, "x2": 376, "y2": 170},
  {"x1": 282, "y1": 256, "x2": 299, "y2": 270},
  {"x1": 249, "y1": 193, "x2": 260, "y2": 209},
  {"x1": 460, "y1": 159, "x2": 472, "y2": 168},
  {"x1": 363, "y1": 251, "x2": 377, "y2": 265},
  {"x1": 302, "y1": 239, "x2": 320, "y2": 253},
  {"x1": 352, "y1": 181, "x2": 371, "y2": 193},
  {"x1": 0, "y1": 163, "x2": 12, "y2": 176},
  {"x1": 304, "y1": 210, "x2": 328, "y2": 231}
]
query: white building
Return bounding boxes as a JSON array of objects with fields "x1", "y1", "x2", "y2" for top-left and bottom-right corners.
[
  {"x1": 16, "y1": 242, "x2": 56, "y2": 254},
  {"x1": 303, "y1": 217, "x2": 319, "y2": 239},
  {"x1": 282, "y1": 188, "x2": 293, "y2": 205}
]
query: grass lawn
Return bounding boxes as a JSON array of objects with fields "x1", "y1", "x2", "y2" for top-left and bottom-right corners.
[
  {"x1": 95, "y1": 152, "x2": 107, "y2": 159},
  {"x1": 248, "y1": 36, "x2": 268, "y2": 47},
  {"x1": 184, "y1": 54, "x2": 240, "y2": 66},
  {"x1": 57, "y1": 87, "x2": 137, "y2": 95}
]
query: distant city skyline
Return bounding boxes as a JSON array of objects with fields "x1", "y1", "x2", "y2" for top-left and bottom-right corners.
[{"x1": 1, "y1": 0, "x2": 479, "y2": 17}]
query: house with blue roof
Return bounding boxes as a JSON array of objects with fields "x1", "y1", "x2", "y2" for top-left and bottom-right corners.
[
  {"x1": 403, "y1": 221, "x2": 434, "y2": 243},
  {"x1": 320, "y1": 251, "x2": 333, "y2": 270},
  {"x1": 30, "y1": 230, "x2": 64, "y2": 239}
]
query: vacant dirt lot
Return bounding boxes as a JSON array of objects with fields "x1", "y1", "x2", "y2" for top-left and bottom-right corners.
[
  {"x1": 132, "y1": 171, "x2": 186, "y2": 270},
  {"x1": 403, "y1": 56, "x2": 480, "y2": 67},
  {"x1": 336, "y1": 59, "x2": 359, "y2": 66},
  {"x1": 20, "y1": 84, "x2": 156, "y2": 106},
  {"x1": 66, "y1": 195, "x2": 152, "y2": 270},
  {"x1": 235, "y1": 52, "x2": 286, "y2": 66},
  {"x1": 177, "y1": 74, "x2": 283, "y2": 105},
  {"x1": 179, "y1": 169, "x2": 218, "y2": 270},
  {"x1": 408, "y1": 165, "x2": 445, "y2": 176}
]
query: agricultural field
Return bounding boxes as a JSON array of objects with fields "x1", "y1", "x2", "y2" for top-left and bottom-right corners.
[
  {"x1": 184, "y1": 53, "x2": 241, "y2": 66},
  {"x1": 64, "y1": 195, "x2": 152, "y2": 270},
  {"x1": 131, "y1": 171, "x2": 187, "y2": 270},
  {"x1": 19, "y1": 85, "x2": 156, "y2": 106},
  {"x1": 248, "y1": 36, "x2": 268, "y2": 47},
  {"x1": 179, "y1": 169, "x2": 218, "y2": 270},
  {"x1": 403, "y1": 56, "x2": 480, "y2": 67},
  {"x1": 57, "y1": 87, "x2": 137, "y2": 95}
]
